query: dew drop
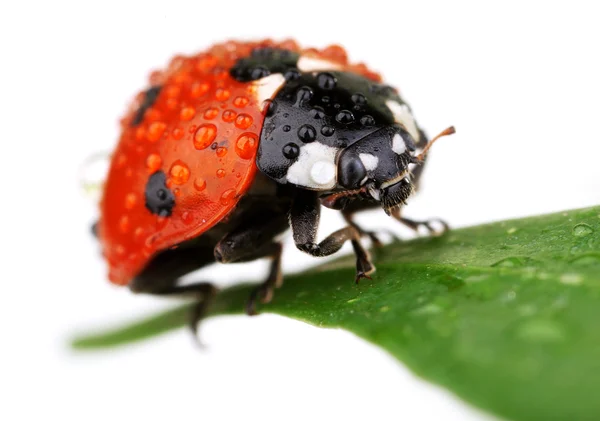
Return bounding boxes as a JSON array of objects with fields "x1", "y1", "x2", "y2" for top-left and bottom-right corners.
[
  {"x1": 234, "y1": 113, "x2": 253, "y2": 129},
  {"x1": 179, "y1": 107, "x2": 196, "y2": 121},
  {"x1": 169, "y1": 160, "x2": 190, "y2": 185},
  {"x1": 222, "y1": 109, "x2": 237, "y2": 122},
  {"x1": 194, "y1": 178, "x2": 207, "y2": 191},
  {"x1": 190, "y1": 82, "x2": 210, "y2": 98},
  {"x1": 204, "y1": 107, "x2": 219, "y2": 119},
  {"x1": 216, "y1": 168, "x2": 226, "y2": 178},
  {"x1": 335, "y1": 110, "x2": 354, "y2": 124},
  {"x1": 233, "y1": 96, "x2": 249, "y2": 108},
  {"x1": 216, "y1": 146, "x2": 228, "y2": 157},
  {"x1": 147, "y1": 121, "x2": 167, "y2": 142},
  {"x1": 215, "y1": 88, "x2": 230, "y2": 101},
  {"x1": 118, "y1": 215, "x2": 130, "y2": 234},
  {"x1": 560, "y1": 273, "x2": 583, "y2": 285},
  {"x1": 124, "y1": 193, "x2": 137, "y2": 209},
  {"x1": 491, "y1": 257, "x2": 524, "y2": 267},
  {"x1": 193, "y1": 123, "x2": 217, "y2": 150},
  {"x1": 146, "y1": 153, "x2": 162, "y2": 172},
  {"x1": 297, "y1": 124, "x2": 317, "y2": 142},
  {"x1": 573, "y1": 223, "x2": 594, "y2": 237},
  {"x1": 235, "y1": 133, "x2": 258, "y2": 159},
  {"x1": 172, "y1": 127, "x2": 184, "y2": 140},
  {"x1": 220, "y1": 188, "x2": 236, "y2": 205}
]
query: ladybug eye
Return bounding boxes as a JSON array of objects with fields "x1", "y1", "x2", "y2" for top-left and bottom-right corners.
[{"x1": 337, "y1": 152, "x2": 367, "y2": 189}]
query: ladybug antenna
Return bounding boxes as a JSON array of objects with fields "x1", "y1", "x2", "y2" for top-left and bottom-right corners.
[{"x1": 413, "y1": 126, "x2": 456, "y2": 163}]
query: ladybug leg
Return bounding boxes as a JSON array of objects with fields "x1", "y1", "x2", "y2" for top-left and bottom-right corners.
[
  {"x1": 389, "y1": 207, "x2": 449, "y2": 236},
  {"x1": 213, "y1": 214, "x2": 288, "y2": 315},
  {"x1": 291, "y1": 189, "x2": 374, "y2": 284},
  {"x1": 342, "y1": 208, "x2": 391, "y2": 247},
  {"x1": 244, "y1": 243, "x2": 283, "y2": 316},
  {"x1": 129, "y1": 244, "x2": 218, "y2": 337}
]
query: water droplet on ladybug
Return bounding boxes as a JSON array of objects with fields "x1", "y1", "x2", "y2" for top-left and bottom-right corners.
[
  {"x1": 190, "y1": 82, "x2": 210, "y2": 98},
  {"x1": 172, "y1": 127, "x2": 184, "y2": 140},
  {"x1": 215, "y1": 88, "x2": 231, "y2": 101},
  {"x1": 222, "y1": 109, "x2": 237, "y2": 122},
  {"x1": 147, "y1": 121, "x2": 167, "y2": 142},
  {"x1": 310, "y1": 106, "x2": 325, "y2": 119},
  {"x1": 317, "y1": 72, "x2": 336, "y2": 90},
  {"x1": 296, "y1": 86, "x2": 313, "y2": 104},
  {"x1": 235, "y1": 113, "x2": 253, "y2": 129},
  {"x1": 216, "y1": 146, "x2": 228, "y2": 157},
  {"x1": 194, "y1": 123, "x2": 217, "y2": 150},
  {"x1": 220, "y1": 188, "x2": 236, "y2": 205},
  {"x1": 251, "y1": 67, "x2": 270, "y2": 79},
  {"x1": 169, "y1": 160, "x2": 190, "y2": 185},
  {"x1": 119, "y1": 215, "x2": 130, "y2": 233},
  {"x1": 298, "y1": 124, "x2": 317, "y2": 142},
  {"x1": 282, "y1": 143, "x2": 300, "y2": 159},
  {"x1": 336, "y1": 110, "x2": 354, "y2": 124},
  {"x1": 146, "y1": 153, "x2": 162, "y2": 172},
  {"x1": 216, "y1": 168, "x2": 226, "y2": 178},
  {"x1": 235, "y1": 133, "x2": 258, "y2": 159},
  {"x1": 233, "y1": 96, "x2": 249, "y2": 108},
  {"x1": 284, "y1": 69, "x2": 300, "y2": 81},
  {"x1": 321, "y1": 125, "x2": 335, "y2": 137},
  {"x1": 180, "y1": 107, "x2": 196, "y2": 121},
  {"x1": 204, "y1": 107, "x2": 219, "y2": 119},
  {"x1": 262, "y1": 99, "x2": 277, "y2": 116},
  {"x1": 360, "y1": 115, "x2": 375, "y2": 126},
  {"x1": 194, "y1": 178, "x2": 207, "y2": 191},
  {"x1": 351, "y1": 93, "x2": 367, "y2": 105},
  {"x1": 125, "y1": 193, "x2": 137, "y2": 209}
]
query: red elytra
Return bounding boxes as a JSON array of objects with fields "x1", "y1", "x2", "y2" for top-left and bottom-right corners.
[{"x1": 99, "y1": 40, "x2": 383, "y2": 286}]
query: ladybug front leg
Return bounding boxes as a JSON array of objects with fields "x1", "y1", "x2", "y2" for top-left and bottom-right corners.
[{"x1": 290, "y1": 189, "x2": 375, "y2": 283}]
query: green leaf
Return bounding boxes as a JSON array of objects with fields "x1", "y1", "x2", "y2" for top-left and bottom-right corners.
[{"x1": 72, "y1": 206, "x2": 600, "y2": 421}]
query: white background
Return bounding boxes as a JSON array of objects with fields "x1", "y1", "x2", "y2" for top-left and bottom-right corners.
[{"x1": 1, "y1": 1, "x2": 599, "y2": 420}]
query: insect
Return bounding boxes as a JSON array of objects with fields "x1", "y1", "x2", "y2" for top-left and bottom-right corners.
[{"x1": 94, "y1": 39, "x2": 454, "y2": 331}]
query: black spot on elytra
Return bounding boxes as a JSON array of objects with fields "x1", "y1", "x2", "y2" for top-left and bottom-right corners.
[
  {"x1": 131, "y1": 86, "x2": 162, "y2": 126},
  {"x1": 145, "y1": 171, "x2": 175, "y2": 217},
  {"x1": 230, "y1": 48, "x2": 300, "y2": 82}
]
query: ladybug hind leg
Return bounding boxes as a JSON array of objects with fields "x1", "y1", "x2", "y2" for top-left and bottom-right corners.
[
  {"x1": 213, "y1": 212, "x2": 288, "y2": 316},
  {"x1": 129, "y1": 244, "x2": 218, "y2": 338},
  {"x1": 291, "y1": 189, "x2": 375, "y2": 284}
]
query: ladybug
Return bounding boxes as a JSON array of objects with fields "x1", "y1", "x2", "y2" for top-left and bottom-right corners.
[{"x1": 95, "y1": 39, "x2": 454, "y2": 329}]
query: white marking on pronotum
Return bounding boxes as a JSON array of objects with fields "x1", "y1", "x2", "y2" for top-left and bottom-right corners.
[
  {"x1": 359, "y1": 153, "x2": 379, "y2": 171},
  {"x1": 286, "y1": 142, "x2": 339, "y2": 189},
  {"x1": 385, "y1": 100, "x2": 420, "y2": 142},
  {"x1": 254, "y1": 74, "x2": 286, "y2": 104},
  {"x1": 310, "y1": 161, "x2": 336, "y2": 186},
  {"x1": 297, "y1": 56, "x2": 343, "y2": 72},
  {"x1": 391, "y1": 133, "x2": 406, "y2": 155}
]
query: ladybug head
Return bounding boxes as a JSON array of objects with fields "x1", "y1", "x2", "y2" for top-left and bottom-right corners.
[
  {"x1": 336, "y1": 125, "x2": 416, "y2": 213},
  {"x1": 322, "y1": 125, "x2": 455, "y2": 214}
]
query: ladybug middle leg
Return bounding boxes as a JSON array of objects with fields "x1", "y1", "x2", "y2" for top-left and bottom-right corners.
[{"x1": 291, "y1": 189, "x2": 374, "y2": 283}]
